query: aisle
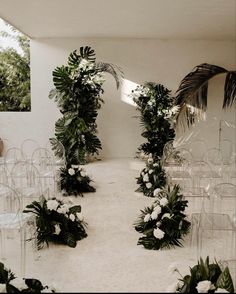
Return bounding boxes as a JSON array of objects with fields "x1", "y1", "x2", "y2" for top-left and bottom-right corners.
[{"x1": 27, "y1": 159, "x2": 196, "y2": 292}]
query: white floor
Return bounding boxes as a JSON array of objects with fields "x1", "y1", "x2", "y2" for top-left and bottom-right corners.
[{"x1": 8, "y1": 159, "x2": 202, "y2": 292}]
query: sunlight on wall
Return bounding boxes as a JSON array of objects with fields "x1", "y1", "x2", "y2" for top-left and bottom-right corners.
[{"x1": 120, "y1": 79, "x2": 139, "y2": 107}]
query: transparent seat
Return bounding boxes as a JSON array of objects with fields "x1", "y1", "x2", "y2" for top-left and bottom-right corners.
[
  {"x1": 21, "y1": 139, "x2": 40, "y2": 163},
  {"x1": 4, "y1": 147, "x2": 26, "y2": 174},
  {"x1": 31, "y1": 148, "x2": 57, "y2": 197},
  {"x1": 11, "y1": 162, "x2": 43, "y2": 207},
  {"x1": 0, "y1": 183, "x2": 30, "y2": 277},
  {"x1": 46, "y1": 138, "x2": 66, "y2": 167},
  {"x1": 196, "y1": 183, "x2": 236, "y2": 261}
]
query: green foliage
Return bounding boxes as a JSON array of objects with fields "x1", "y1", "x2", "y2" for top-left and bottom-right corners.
[
  {"x1": 131, "y1": 82, "x2": 175, "y2": 160},
  {"x1": 134, "y1": 185, "x2": 190, "y2": 250},
  {"x1": 49, "y1": 46, "x2": 121, "y2": 166},
  {"x1": 0, "y1": 24, "x2": 30, "y2": 111},
  {"x1": 136, "y1": 159, "x2": 166, "y2": 197},
  {"x1": 175, "y1": 63, "x2": 236, "y2": 128},
  {"x1": 176, "y1": 257, "x2": 234, "y2": 293},
  {"x1": 23, "y1": 196, "x2": 87, "y2": 249},
  {"x1": 0, "y1": 262, "x2": 53, "y2": 292},
  {"x1": 60, "y1": 165, "x2": 95, "y2": 196}
]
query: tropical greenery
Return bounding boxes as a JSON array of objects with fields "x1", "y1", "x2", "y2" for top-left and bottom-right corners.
[
  {"x1": 134, "y1": 185, "x2": 190, "y2": 250},
  {"x1": 175, "y1": 63, "x2": 236, "y2": 128},
  {"x1": 24, "y1": 196, "x2": 87, "y2": 249},
  {"x1": 60, "y1": 164, "x2": 95, "y2": 196},
  {"x1": 49, "y1": 46, "x2": 121, "y2": 165},
  {"x1": 0, "y1": 22, "x2": 30, "y2": 111},
  {"x1": 0, "y1": 261, "x2": 55, "y2": 292},
  {"x1": 136, "y1": 156, "x2": 167, "y2": 197},
  {"x1": 167, "y1": 257, "x2": 235, "y2": 293},
  {"x1": 131, "y1": 82, "x2": 176, "y2": 160}
]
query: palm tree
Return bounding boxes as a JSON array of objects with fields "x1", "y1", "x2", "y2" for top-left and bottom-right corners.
[{"x1": 175, "y1": 63, "x2": 236, "y2": 128}]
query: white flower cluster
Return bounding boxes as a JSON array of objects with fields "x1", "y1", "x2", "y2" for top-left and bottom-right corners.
[
  {"x1": 68, "y1": 166, "x2": 87, "y2": 178},
  {"x1": 46, "y1": 199, "x2": 84, "y2": 236}
]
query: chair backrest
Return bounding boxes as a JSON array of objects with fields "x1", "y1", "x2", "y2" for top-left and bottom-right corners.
[
  {"x1": 204, "y1": 148, "x2": 223, "y2": 175},
  {"x1": 21, "y1": 139, "x2": 40, "y2": 160},
  {"x1": 4, "y1": 148, "x2": 26, "y2": 173},
  {"x1": 31, "y1": 147, "x2": 55, "y2": 169},
  {"x1": 0, "y1": 183, "x2": 21, "y2": 217},
  {"x1": 220, "y1": 139, "x2": 233, "y2": 165},
  {"x1": 0, "y1": 165, "x2": 9, "y2": 185},
  {"x1": 212, "y1": 183, "x2": 236, "y2": 216},
  {"x1": 189, "y1": 139, "x2": 207, "y2": 161},
  {"x1": 11, "y1": 161, "x2": 42, "y2": 191}
]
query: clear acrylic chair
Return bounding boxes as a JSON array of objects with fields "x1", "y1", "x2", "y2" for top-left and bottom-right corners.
[
  {"x1": 4, "y1": 147, "x2": 26, "y2": 174},
  {"x1": 197, "y1": 183, "x2": 236, "y2": 261},
  {"x1": 189, "y1": 139, "x2": 207, "y2": 162},
  {"x1": 21, "y1": 139, "x2": 40, "y2": 163},
  {"x1": 11, "y1": 162, "x2": 43, "y2": 207},
  {"x1": 220, "y1": 139, "x2": 233, "y2": 166},
  {"x1": 31, "y1": 148, "x2": 57, "y2": 197},
  {"x1": 0, "y1": 183, "x2": 30, "y2": 277},
  {"x1": 204, "y1": 148, "x2": 223, "y2": 183},
  {"x1": 46, "y1": 138, "x2": 66, "y2": 167}
]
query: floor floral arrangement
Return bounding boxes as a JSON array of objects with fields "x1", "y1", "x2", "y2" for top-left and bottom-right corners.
[
  {"x1": 24, "y1": 196, "x2": 87, "y2": 249},
  {"x1": 136, "y1": 156, "x2": 167, "y2": 197},
  {"x1": 134, "y1": 185, "x2": 190, "y2": 250},
  {"x1": 60, "y1": 164, "x2": 95, "y2": 196},
  {"x1": 167, "y1": 257, "x2": 235, "y2": 293},
  {"x1": 0, "y1": 262, "x2": 56, "y2": 293}
]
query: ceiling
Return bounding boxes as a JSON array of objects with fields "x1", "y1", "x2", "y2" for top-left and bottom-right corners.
[{"x1": 0, "y1": 0, "x2": 235, "y2": 40}]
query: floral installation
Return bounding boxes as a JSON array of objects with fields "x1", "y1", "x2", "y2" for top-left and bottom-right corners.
[
  {"x1": 130, "y1": 82, "x2": 176, "y2": 160},
  {"x1": 134, "y1": 185, "x2": 190, "y2": 250},
  {"x1": 0, "y1": 261, "x2": 56, "y2": 292},
  {"x1": 60, "y1": 164, "x2": 95, "y2": 196},
  {"x1": 166, "y1": 257, "x2": 235, "y2": 293},
  {"x1": 24, "y1": 196, "x2": 87, "y2": 249},
  {"x1": 136, "y1": 156, "x2": 167, "y2": 197}
]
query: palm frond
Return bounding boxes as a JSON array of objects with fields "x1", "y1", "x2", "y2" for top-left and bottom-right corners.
[
  {"x1": 95, "y1": 62, "x2": 123, "y2": 89},
  {"x1": 223, "y1": 71, "x2": 236, "y2": 108},
  {"x1": 176, "y1": 63, "x2": 236, "y2": 127}
]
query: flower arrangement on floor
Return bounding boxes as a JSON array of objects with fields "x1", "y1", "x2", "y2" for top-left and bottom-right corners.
[
  {"x1": 136, "y1": 156, "x2": 167, "y2": 197},
  {"x1": 24, "y1": 196, "x2": 87, "y2": 249},
  {"x1": 134, "y1": 185, "x2": 190, "y2": 250},
  {"x1": 60, "y1": 164, "x2": 95, "y2": 196},
  {"x1": 0, "y1": 262, "x2": 56, "y2": 293},
  {"x1": 167, "y1": 257, "x2": 235, "y2": 293}
]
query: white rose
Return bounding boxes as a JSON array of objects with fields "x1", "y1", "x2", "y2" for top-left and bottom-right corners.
[
  {"x1": 141, "y1": 172, "x2": 145, "y2": 176},
  {"x1": 196, "y1": 280, "x2": 214, "y2": 293},
  {"x1": 168, "y1": 262, "x2": 179, "y2": 274},
  {"x1": 10, "y1": 278, "x2": 26, "y2": 290},
  {"x1": 71, "y1": 164, "x2": 79, "y2": 169},
  {"x1": 159, "y1": 197, "x2": 168, "y2": 206},
  {"x1": 153, "y1": 227, "x2": 165, "y2": 239},
  {"x1": 151, "y1": 210, "x2": 159, "y2": 220},
  {"x1": 147, "y1": 158, "x2": 153, "y2": 164},
  {"x1": 68, "y1": 168, "x2": 75, "y2": 176},
  {"x1": 143, "y1": 173, "x2": 149, "y2": 182},
  {"x1": 54, "y1": 224, "x2": 61, "y2": 235},
  {"x1": 57, "y1": 204, "x2": 69, "y2": 214},
  {"x1": 154, "y1": 205, "x2": 162, "y2": 214},
  {"x1": 215, "y1": 288, "x2": 229, "y2": 293},
  {"x1": 156, "y1": 221, "x2": 161, "y2": 227},
  {"x1": 153, "y1": 188, "x2": 161, "y2": 196},
  {"x1": 166, "y1": 282, "x2": 179, "y2": 292},
  {"x1": 148, "y1": 153, "x2": 153, "y2": 158},
  {"x1": 146, "y1": 182, "x2": 152, "y2": 189},
  {"x1": 69, "y1": 214, "x2": 76, "y2": 222},
  {"x1": 153, "y1": 163, "x2": 158, "y2": 167},
  {"x1": 76, "y1": 212, "x2": 84, "y2": 221},
  {"x1": 0, "y1": 284, "x2": 6, "y2": 293},
  {"x1": 143, "y1": 213, "x2": 151, "y2": 222},
  {"x1": 149, "y1": 169, "x2": 154, "y2": 174},
  {"x1": 162, "y1": 213, "x2": 171, "y2": 219},
  {"x1": 47, "y1": 200, "x2": 59, "y2": 211},
  {"x1": 80, "y1": 171, "x2": 86, "y2": 177}
]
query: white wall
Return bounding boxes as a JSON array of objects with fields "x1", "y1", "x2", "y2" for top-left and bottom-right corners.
[{"x1": 0, "y1": 38, "x2": 235, "y2": 158}]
